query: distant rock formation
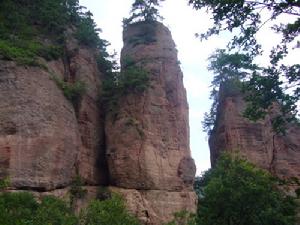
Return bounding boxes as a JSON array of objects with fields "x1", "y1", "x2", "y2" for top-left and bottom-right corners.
[
  {"x1": 0, "y1": 22, "x2": 196, "y2": 225},
  {"x1": 209, "y1": 81, "x2": 300, "y2": 185}
]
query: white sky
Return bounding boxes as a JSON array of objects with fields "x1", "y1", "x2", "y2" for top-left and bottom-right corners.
[{"x1": 78, "y1": 0, "x2": 300, "y2": 175}]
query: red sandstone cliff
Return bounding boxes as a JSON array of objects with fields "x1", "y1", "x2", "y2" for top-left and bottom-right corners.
[
  {"x1": 105, "y1": 21, "x2": 196, "y2": 224},
  {"x1": 209, "y1": 82, "x2": 300, "y2": 185},
  {"x1": 0, "y1": 22, "x2": 196, "y2": 225}
]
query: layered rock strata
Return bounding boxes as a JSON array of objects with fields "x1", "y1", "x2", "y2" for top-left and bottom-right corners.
[
  {"x1": 105, "y1": 21, "x2": 197, "y2": 224},
  {"x1": 210, "y1": 82, "x2": 300, "y2": 183}
]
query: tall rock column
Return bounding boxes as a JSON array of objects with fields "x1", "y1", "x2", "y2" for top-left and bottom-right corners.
[{"x1": 105, "y1": 21, "x2": 196, "y2": 225}]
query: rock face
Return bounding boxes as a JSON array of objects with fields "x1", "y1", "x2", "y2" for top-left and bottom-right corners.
[
  {"x1": 210, "y1": 82, "x2": 300, "y2": 182},
  {"x1": 0, "y1": 22, "x2": 196, "y2": 225},
  {"x1": 105, "y1": 21, "x2": 197, "y2": 224},
  {"x1": 0, "y1": 60, "x2": 79, "y2": 190},
  {"x1": 0, "y1": 35, "x2": 108, "y2": 190}
]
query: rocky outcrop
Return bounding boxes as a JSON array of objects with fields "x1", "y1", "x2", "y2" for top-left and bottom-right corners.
[
  {"x1": 0, "y1": 34, "x2": 108, "y2": 190},
  {"x1": 0, "y1": 60, "x2": 79, "y2": 190},
  {"x1": 0, "y1": 22, "x2": 196, "y2": 225},
  {"x1": 105, "y1": 21, "x2": 196, "y2": 224},
  {"x1": 210, "y1": 82, "x2": 300, "y2": 182}
]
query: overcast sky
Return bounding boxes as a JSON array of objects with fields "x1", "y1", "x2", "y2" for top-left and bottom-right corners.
[{"x1": 78, "y1": 0, "x2": 299, "y2": 175}]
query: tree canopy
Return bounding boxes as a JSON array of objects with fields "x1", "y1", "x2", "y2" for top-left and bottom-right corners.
[
  {"x1": 189, "y1": 0, "x2": 300, "y2": 132},
  {"x1": 194, "y1": 154, "x2": 298, "y2": 225},
  {"x1": 123, "y1": 0, "x2": 165, "y2": 26}
]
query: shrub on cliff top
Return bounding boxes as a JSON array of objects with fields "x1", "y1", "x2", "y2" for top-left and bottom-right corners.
[{"x1": 195, "y1": 154, "x2": 297, "y2": 225}]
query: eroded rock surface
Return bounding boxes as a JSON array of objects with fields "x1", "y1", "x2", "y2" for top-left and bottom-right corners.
[
  {"x1": 0, "y1": 22, "x2": 196, "y2": 225},
  {"x1": 106, "y1": 22, "x2": 196, "y2": 191},
  {"x1": 210, "y1": 82, "x2": 300, "y2": 182},
  {"x1": 0, "y1": 36, "x2": 108, "y2": 190}
]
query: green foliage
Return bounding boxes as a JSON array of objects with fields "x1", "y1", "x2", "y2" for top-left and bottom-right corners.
[
  {"x1": 165, "y1": 211, "x2": 196, "y2": 225},
  {"x1": 0, "y1": 177, "x2": 10, "y2": 190},
  {"x1": 75, "y1": 11, "x2": 102, "y2": 48},
  {"x1": 52, "y1": 76, "x2": 86, "y2": 107},
  {"x1": 189, "y1": 0, "x2": 300, "y2": 131},
  {"x1": 0, "y1": 0, "x2": 112, "y2": 71},
  {"x1": 0, "y1": 191, "x2": 141, "y2": 225},
  {"x1": 102, "y1": 58, "x2": 149, "y2": 112},
  {"x1": 0, "y1": 192, "x2": 77, "y2": 225},
  {"x1": 69, "y1": 175, "x2": 87, "y2": 200},
  {"x1": 194, "y1": 154, "x2": 297, "y2": 225},
  {"x1": 79, "y1": 194, "x2": 141, "y2": 225},
  {"x1": 202, "y1": 49, "x2": 257, "y2": 135},
  {"x1": 123, "y1": 0, "x2": 165, "y2": 26},
  {"x1": 33, "y1": 196, "x2": 78, "y2": 225}
]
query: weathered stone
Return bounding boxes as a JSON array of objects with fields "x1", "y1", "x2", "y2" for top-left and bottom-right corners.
[
  {"x1": 0, "y1": 39, "x2": 108, "y2": 189},
  {"x1": 65, "y1": 39, "x2": 108, "y2": 185},
  {"x1": 105, "y1": 22, "x2": 196, "y2": 192},
  {"x1": 110, "y1": 186, "x2": 197, "y2": 225},
  {"x1": 210, "y1": 82, "x2": 300, "y2": 182},
  {"x1": 0, "y1": 60, "x2": 79, "y2": 190}
]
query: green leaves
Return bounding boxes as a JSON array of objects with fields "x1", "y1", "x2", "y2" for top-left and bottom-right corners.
[
  {"x1": 195, "y1": 154, "x2": 298, "y2": 225},
  {"x1": 80, "y1": 194, "x2": 140, "y2": 225},
  {"x1": 0, "y1": 192, "x2": 141, "y2": 225},
  {"x1": 0, "y1": 192, "x2": 77, "y2": 225},
  {"x1": 190, "y1": 0, "x2": 300, "y2": 132},
  {"x1": 102, "y1": 57, "x2": 150, "y2": 113},
  {"x1": 124, "y1": 0, "x2": 164, "y2": 26}
]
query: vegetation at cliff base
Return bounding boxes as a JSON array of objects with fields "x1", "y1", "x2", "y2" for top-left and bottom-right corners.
[
  {"x1": 194, "y1": 154, "x2": 298, "y2": 225},
  {"x1": 0, "y1": 191, "x2": 140, "y2": 225},
  {"x1": 80, "y1": 194, "x2": 140, "y2": 225},
  {"x1": 0, "y1": 192, "x2": 78, "y2": 225},
  {"x1": 190, "y1": 0, "x2": 300, "y2": 132}
]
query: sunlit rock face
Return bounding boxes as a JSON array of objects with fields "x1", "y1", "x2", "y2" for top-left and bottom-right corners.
[
  {"x1": 209, "y1": 82, "x2": 300, "y2": 183},
  {"x1": 105, "y1": 21, "x2": 197, "y2": 224},
  {"x1": 0, "y1": 34, "x2": 108, "y2": 190},
  {"x1": 0, "y1": 21, "x2": 196, "y2": 225}
]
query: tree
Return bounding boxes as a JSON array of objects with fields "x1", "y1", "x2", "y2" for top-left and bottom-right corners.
[
  {"x1": 195, "y1": 154, "x2": 297, "y2": 225},
  {"x1": 202, "y1": 49, "x2": 259, "y2": 134},
  {"x1": 189, "y1": 0, "x2": 300, "y2": 131},
  {"x1": 123, "y1": 0, "x2": 165, "y2": 26}
]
